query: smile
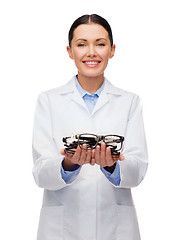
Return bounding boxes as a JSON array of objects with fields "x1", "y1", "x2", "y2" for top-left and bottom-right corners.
[{"x1": 83, "y1": 61, "x2": 101, "y2": 67}]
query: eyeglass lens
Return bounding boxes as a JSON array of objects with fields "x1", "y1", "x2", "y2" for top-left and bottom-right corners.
[
  {"x1": 104, "y1": 135, "x2": 122, "y2": 150},
  {"x1": 78, "y1": 134, "x2": 98, "y2": 149}
]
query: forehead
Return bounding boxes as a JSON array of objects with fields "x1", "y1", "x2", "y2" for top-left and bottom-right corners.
[{"x1": 73, "y1": 24, "x2": 109, "y2": 40}]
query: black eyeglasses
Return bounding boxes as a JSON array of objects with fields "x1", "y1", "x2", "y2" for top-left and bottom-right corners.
[{"x1": 63, "y1": 133, "x2": 124, "y2": 156}]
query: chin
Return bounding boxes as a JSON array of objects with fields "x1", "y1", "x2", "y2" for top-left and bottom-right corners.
[{"x1": 78, "y1": 70, "x2": 105, "y2": 79}]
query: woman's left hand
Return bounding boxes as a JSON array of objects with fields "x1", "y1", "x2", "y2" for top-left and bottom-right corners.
[{"x1": 91, "y1": 142, "x2": 124, "y2": 168}]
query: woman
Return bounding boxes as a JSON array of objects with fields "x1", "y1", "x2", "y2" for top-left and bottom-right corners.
[{"x1": 32, "y1": 14, "x2": 148, "y2": 240}]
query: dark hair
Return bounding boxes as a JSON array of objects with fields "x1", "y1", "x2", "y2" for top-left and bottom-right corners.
[{"x1": 68, "y1": 14, "x2": 113, "y2": 47}]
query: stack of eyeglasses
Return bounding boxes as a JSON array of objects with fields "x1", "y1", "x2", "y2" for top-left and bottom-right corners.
[{"x1": 62, "y1": 133, "x2": 124, "y2": 157}]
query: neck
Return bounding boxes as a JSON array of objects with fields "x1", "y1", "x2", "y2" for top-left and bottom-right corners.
[{"x1": 77, "y1": 73, "x2": 104, "y2": 93}]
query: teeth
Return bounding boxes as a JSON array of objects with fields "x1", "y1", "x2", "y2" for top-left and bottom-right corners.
[{"x1": 85, "y1": 61, "x2": 99, "y2": 65}]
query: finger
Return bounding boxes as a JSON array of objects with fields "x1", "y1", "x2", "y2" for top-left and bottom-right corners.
[
  {"x1": 118, "y1": 152, "x2": 125, "y2": 161},
  {"x1": 100, "y1": 142, "x2": 106, "y2": 167},
  {"x1": 90, "y1": 158, "x2": 95, "y2": 166},
  {"x1": 78, "y1": 144, "x2": 87, "y2": 165},
  {"x1": 90, "y1": 150, "x2": 95, "y2": 166},
  {"x1": 60, "y1": 148, "x2": 66, "y2": 155},
  {"x1": 85, "y1": 149, "x2": 92, "y2": 164},
  {"x1": 105, "y1": 147, "x2": 115, "y2": 167},
  {"x1": 92, "y1": 149, "x2": 95, "y2": 159},
  {"x1": 72, "y1": 145, "x2": 81, "y2": 164},
  {"x1": 95, "y1": 145, "x2": 100, "y2": 165}
]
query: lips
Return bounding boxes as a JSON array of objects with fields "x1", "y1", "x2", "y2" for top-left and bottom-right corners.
[{"x1": 82, "y1": 60, "x2": 101, "y2": 68}]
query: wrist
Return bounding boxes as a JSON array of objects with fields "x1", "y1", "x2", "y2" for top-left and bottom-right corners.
[
  {"x1": 104, "y1": 162, "x2": 116, "y2": 174},
  {"x1": 62, "y1": 157, "x2": 78, "y2": 171}
]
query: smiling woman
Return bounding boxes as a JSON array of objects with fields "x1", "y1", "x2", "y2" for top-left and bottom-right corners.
[
  {"x1": 67, "y1": 23, "x2": 115, "y2": 92},
  {"x1": 32, "y1": 14, "x2": 148, "y2": 240}
]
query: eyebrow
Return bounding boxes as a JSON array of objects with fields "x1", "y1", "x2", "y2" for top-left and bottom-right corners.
[
  {"x1": 96, "y1": 38, "x2": 107, "y2": 42},
  {"x1": 75, "y1": 38, "x2": 107, "y2": 42}
]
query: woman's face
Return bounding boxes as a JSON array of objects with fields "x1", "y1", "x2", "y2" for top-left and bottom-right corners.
[{"x1": 67, "y1": 24, "x2": 115, "y2": 79}]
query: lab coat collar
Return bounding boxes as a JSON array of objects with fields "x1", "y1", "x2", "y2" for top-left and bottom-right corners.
[
  {"x1": 57, "y1": 76, "x2": 122, "y2": 96},
  {"x1": 57, "y1": 76, "x2": 122, "y2": 115}
]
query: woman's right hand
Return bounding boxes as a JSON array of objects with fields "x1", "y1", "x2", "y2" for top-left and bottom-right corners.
[{"x1": 60, "y1": 144, "x2": 94, "y2": 171}]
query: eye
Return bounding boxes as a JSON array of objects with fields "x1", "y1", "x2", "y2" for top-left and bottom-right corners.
[
  {"x1": 97, "y1": 43, "x2": 105, "y2": 47},
  {"x1": 77, "y1": 43, "x2": 85, "y2": 47}
]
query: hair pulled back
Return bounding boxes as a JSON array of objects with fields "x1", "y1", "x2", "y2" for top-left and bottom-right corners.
[{"x1": 68, "y1": 14, "x2": 113, "y2": 47}]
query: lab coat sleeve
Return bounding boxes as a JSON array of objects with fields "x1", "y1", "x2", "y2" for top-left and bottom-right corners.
[
  {"x1": 32, "y1": 93, "x2": 73, "y2": 190},
  {"x1": 118, "y1": 95, "x2": 148, "y2": 188}
]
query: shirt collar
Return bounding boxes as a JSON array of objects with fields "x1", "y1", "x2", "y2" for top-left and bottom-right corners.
[
  {"x1": 57, "y1": 76, "x2": 122, "y2": 97},
  {"x1": 75, "y1": 75, "x2": 105, "y2": 98}
]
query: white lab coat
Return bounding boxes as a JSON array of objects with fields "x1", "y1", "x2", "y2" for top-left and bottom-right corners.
[{"x1": 32, "y1": 76, "x2": 148, "y2": 240}]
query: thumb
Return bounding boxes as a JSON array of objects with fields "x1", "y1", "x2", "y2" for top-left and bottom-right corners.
[
  {"x1": 118, "y1": 152, "x2": 125, "y2": 161},
  {"x1": 60, "y1": 148, "x2": 66, "y2": 156}
]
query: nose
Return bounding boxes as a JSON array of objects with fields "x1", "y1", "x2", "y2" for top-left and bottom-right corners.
[{"x1": 87, "y1": 44, "x2": 97, "y2": 58}]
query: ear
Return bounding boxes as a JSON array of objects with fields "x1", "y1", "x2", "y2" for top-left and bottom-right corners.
[
  {"x1": 109, "y1": 44, "x2": 116, "y2": 59},
  {"x1": 67, "y1": 46, "x2": 74, "y2": 60}
]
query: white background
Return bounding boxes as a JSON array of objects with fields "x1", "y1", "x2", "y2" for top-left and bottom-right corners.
[{"x1": 0, "y1": 0, "x2": 177, "y2": 239}]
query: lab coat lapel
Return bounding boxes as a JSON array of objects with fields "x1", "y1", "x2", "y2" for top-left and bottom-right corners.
[
  {"x1": 70, "y1": 87, "x2": 88, "y2": 112},
  {"x1": 91, "y1": 89, "x2": 109, "y2": 116},
  {"x1": 58, "y1": 77, "x2": 88, "y2": 112},
  {"x1": 92, "y1": 78, "x2": 122, "y2": 116},
  {"x1": 67, "y1": 77, "x2": 110, "y2": 114},
  {"x1": 59, "y1": 77, "x2": 122, "y2": 115}
]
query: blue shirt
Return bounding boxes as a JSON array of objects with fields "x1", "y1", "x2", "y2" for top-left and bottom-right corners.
[
  {"x1": 74, "y1": 75, "x2": 104, "y2": 113},
  {"x1": 60, "y1": 76, "x2": 121, "y2": 185}
]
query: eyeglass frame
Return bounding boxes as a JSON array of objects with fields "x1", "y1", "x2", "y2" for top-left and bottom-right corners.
[
  {"x1": 63, "y1": 133, "x2": 124, "y2": 156},
  {"x1": 76, "y1": 133, "x2": 124, "y2": 151}
]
